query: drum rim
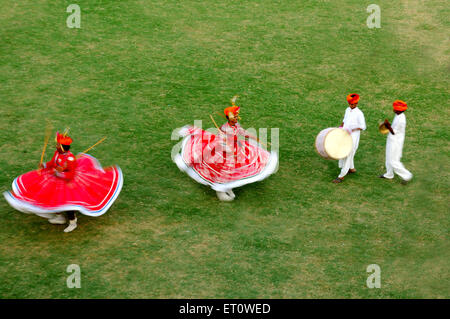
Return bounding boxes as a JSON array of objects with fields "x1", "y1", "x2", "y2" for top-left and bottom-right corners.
[
  {"x1": 315, "y1": 127, "x2": 352, "y2": 160},
  {"x1": 314, "y1": 127, "x2": 334, "y2": 160}
]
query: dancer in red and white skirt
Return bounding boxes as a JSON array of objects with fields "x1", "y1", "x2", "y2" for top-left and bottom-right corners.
[
  {"x1": 3, "y1": 131, "x2": 123, "y2": 232},
  {"x1": 173, "y1": 98, "x2": 278, "y2": 201}
]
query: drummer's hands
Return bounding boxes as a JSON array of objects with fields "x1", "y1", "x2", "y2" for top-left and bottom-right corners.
[
  {"x1": 55, "y1": 166, "x2": 64, "y2": 172},
  {"x1": 38, "y1": 163, "x2": 44, "y2": 169},
  {"x1": 384, "y1": 119, "x2": 393, "y2": 131},
  {"x1": 384, "y1": 120, "x2": 395, "y2": 135}
]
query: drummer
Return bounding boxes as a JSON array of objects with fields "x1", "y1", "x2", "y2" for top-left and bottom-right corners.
[{"x1": 333, "y1": 93, "x2": 366, "y2": 183}]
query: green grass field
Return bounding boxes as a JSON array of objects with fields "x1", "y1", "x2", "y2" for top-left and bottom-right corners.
[{"x1": 0, "y1": 0, "x2": 448, "y2": 298}]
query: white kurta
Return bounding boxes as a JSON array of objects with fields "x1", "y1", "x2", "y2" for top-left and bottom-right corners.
[
  {"x1": 383, "y1": 113, "x2": 413, "y2": 181},
  {"x1": 338, "y1": 107, "x2": 366, "y2": 178}
]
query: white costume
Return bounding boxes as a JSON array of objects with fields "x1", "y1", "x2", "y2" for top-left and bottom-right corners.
[
  {"x1": 382, "y1": 113, "x2": 413, "y2": 181},
  {"x1": 338, "y1": 107, "x2": 366, "y2": 178}
]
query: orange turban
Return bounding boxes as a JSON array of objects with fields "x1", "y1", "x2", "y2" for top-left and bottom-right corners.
[
  {"x1": 347, "y1": 93, "x2": 360, "y2": 104},
  {"x1": 224, "y1": 106, "x2": 240, "y2": 117},
  {"x1": 393, "y1": 100, "x2": 407, "y2": 112},
  {"x1": 56, "y1": 132, "x2": 73, "y2": 145}
]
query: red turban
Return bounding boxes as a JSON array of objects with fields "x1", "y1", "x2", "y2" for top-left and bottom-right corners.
[
  {"x1": 56, "y1": 132, "x2": 73, "y2": 145},
  {"x1": 347, "y1": 93, "x2": 360, "y2": 104},
  {"x1": 224, "y1": 106, "x2": 240, "y2": 117},
  {"x1": 393, "y1": 100, "x2": 407, "y2": 112}
]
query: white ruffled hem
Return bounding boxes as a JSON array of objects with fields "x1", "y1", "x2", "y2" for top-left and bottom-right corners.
[{"x1": 174, "y1": 150, "x2": 278, "y2": 192}]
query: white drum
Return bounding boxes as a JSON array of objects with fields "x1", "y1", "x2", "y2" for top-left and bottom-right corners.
[{"x1": 315, "y1": 128, "x2": 353, "y2": 160}]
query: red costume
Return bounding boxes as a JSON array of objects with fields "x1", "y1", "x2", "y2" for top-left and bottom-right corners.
[
  {"x1": 43, "y1": 150, "x2": 77, "y2": 180},
  {"x1": 4, "y1": 132, "x2": 123, "y2": 217},
  {"x1": 173, "y1": 103, "x2": 278, "y2": 193}
]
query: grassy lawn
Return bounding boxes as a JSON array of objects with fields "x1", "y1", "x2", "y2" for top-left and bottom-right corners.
[{"x1": 0, "y1": 0, "x2": 448, "y2": 298}]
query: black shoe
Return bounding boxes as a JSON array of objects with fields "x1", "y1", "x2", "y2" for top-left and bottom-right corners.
[
  {"x1": 379, "y1": 175, "x2": 386, "y2": 179},
  {"x1": 401, "y1": 180, "x2": 409, "y2": 185},
  {"x1": 332, "y1": 178, "x2": 344, "y2": 183}
]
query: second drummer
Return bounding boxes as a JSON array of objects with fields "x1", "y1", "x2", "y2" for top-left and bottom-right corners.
[
  {"x1": 379, "y1": 100, "x2": 413, "y2": 183},
  {"x1": 333, "y1": 93, "x2": 366, "y2": 183}
]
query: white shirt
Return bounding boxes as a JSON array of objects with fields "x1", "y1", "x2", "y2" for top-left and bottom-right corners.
[
  {"x1": 387, "y1": 113, "x2": 406, "y2": 148},
  {"x1": 342, "y1": 106, "x2": 366, "y2": 135}
]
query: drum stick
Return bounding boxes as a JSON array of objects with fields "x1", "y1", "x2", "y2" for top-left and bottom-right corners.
[
  {"x1": 212, "y1": 114, "x2": 271, "y2": 148},
  {"x1": 39, "y1": 123, "x2": 53, "y2": 169},
  {"x1": 254, "y1": 137, "x2": 270, "y2": 148},
  {"x1": 216, "y1": 111, "x2": 227, "y2": 119},
  {"x1": 209, "y1": 115, "x2": 225, "y2": 135},
  {"x1": 76, "y1": 136, "x2": 107, "y2": 158},
  {"x1": 247, "y1": 134, "x2": 270, "y2": 148}
]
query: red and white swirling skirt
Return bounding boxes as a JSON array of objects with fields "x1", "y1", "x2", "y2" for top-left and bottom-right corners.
[
  {"x1": 3, "y1": 154, "x2": 123, "y2": 216},
  {"x1": 173, "y1": 126, "x2": 278, "y2": 192}
]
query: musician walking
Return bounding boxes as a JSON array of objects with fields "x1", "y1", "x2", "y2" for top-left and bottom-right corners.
[
  {"x1": 379, "y1": 100, "x2": 413, "y2": 183},
  {"x1": 333, "y1": 93, "x2": 366, "y2": 183}
]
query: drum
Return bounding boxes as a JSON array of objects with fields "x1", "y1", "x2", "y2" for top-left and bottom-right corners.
[{"x1": 315, "y1": 128, "x2": 353, "y2": 160}]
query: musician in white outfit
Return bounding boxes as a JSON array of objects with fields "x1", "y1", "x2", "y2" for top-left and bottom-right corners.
[
  {"x1": 380, "y1": 100, "x2": 413, "y2": 183},
  {"x1": 333, "y1": 93, "x2": 366, "y2": 183}
]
